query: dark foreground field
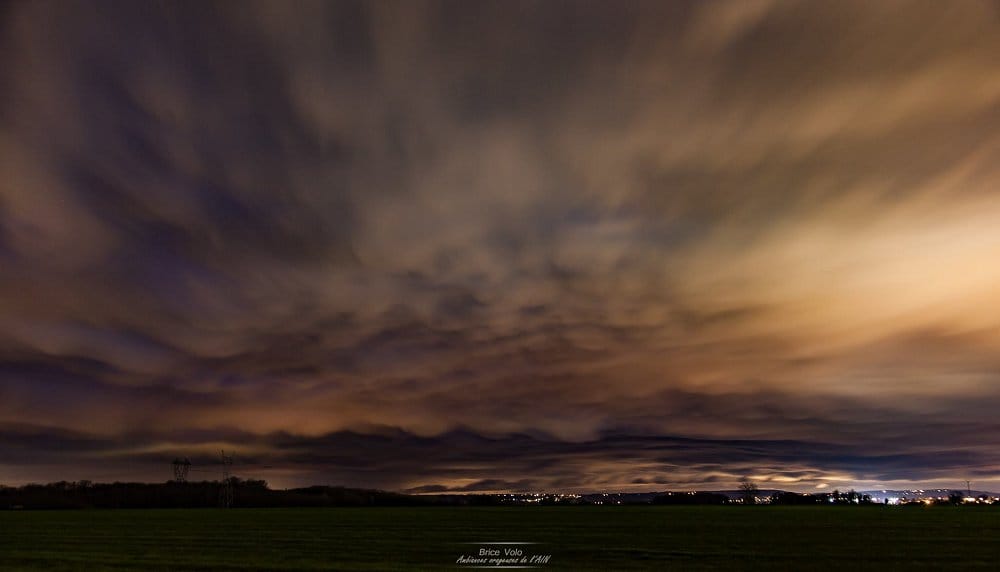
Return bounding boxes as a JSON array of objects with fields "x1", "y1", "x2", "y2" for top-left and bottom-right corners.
[{"x1": 1, "y1": 506, "x2": 998, "y2": 571}]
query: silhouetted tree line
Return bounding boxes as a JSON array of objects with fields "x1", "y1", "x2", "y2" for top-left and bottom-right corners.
[
  {"x1": 652, "y1": 492, "x2": 729, "y2": 505},
  {"x1": 10, "y1": 481, "x2": 984, "y2": 509},
  {"x1": 0, "y1": 479, "x2": 461, "y2": 509},
  {"x1": 649, "y1": 489, "x2": 885, "y2": 506},
  {"x1": 769, "y1": 491, "x2": 827, "y2": 505},
  {"x1": 770, "y1": 490, "x2": 874, "y2": 505}
]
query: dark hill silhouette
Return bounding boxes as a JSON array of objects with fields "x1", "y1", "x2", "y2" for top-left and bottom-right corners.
[
  {"x1": 7, "y1": 481, "x2": 978, "y2": 510},
  {"x1": 0, "y1": 479, "x2": 448, "y2": 509}
]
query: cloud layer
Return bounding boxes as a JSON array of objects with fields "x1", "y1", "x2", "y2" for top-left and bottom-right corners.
[{"x1": 1, "y1": 0, "x2": 999, "y2": 491}]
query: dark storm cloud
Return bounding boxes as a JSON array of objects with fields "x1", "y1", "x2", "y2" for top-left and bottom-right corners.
[{"x1": 1, "y1": 0, "x2": 1000, "y2": 490}]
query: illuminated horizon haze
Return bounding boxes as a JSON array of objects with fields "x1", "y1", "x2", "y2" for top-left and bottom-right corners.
[{"x1": 2, "y1": 0, "x2": 1000, "y2": 493}]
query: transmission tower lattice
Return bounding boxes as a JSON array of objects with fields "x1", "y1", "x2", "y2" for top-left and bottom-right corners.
[
  {"x1": 172, "y1": 457, "x2": 191, "y2": 482},
  {"x1": 219, "y1": 450, "x2": 234, "y2": 508}
]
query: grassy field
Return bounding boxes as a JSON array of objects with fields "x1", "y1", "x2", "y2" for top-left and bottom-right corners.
[{"x1": 1, "y1": 506, "x2": 998, "y2": 571}]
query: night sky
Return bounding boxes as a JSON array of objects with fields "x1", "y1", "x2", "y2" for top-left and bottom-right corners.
[{"x1": 2, "y1": 0, "x2": 999, "y2": 493}]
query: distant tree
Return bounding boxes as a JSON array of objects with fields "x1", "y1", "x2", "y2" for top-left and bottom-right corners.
[
  {"x1": 739, "y1": 477, "x2": 759, "y2": 505},
  {"x1": 948, "y1": 491, "x2": 964, "y2": 505}
]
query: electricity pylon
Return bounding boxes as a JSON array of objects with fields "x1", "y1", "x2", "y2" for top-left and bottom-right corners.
[
  {"x1": 219, "y1": 450, "x2": 234, "y2": 508},
  {"x1": 172, "y1": 458, "x2": 191, "y2": 482}
]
